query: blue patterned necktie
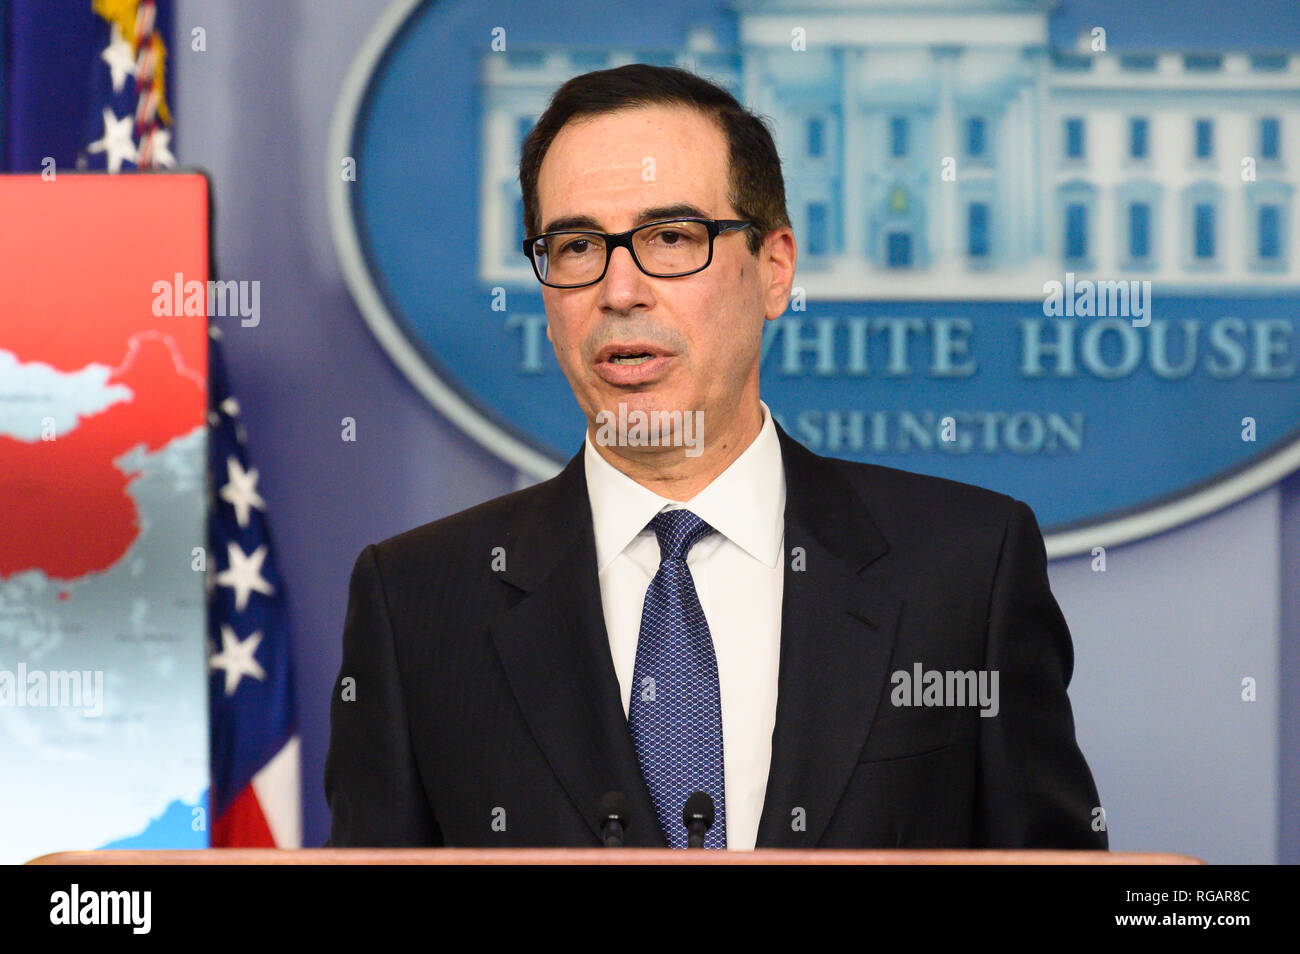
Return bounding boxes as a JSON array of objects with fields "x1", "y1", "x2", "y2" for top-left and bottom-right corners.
[{"x1": 627, "y1": 508, "x2": 727, "y2": 849}]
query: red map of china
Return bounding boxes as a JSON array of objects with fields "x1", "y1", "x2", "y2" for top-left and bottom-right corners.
[{"x1": 0, "y1": 174, "x2": 210, "y2": 581}]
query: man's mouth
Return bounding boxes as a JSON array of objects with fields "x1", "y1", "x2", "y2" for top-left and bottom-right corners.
[
  {"x1": 595, "y1": 343, "x2": 671, "y2": 364},
  {"x1": 609, "y1": 352, "x2": 655, "y2": 366},
  {"x1": 593, "y1": 344, "x2": 675, "y2": 385}
]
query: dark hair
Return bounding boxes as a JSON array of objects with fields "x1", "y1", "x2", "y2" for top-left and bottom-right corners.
[{"x1": 518, "y1": 64, "x2": 789, "y2": 256}]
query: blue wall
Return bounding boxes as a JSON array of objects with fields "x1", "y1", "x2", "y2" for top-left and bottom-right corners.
[{"x1": 174, "y1": 0, "x2": 1299, "y2": 862}]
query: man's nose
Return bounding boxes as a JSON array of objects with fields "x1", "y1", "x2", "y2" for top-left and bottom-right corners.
[{"x1": 597, "y1": 244, "x2": 653, "y2": 310}]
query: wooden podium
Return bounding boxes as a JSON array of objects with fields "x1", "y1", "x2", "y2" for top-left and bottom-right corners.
[{"x1": 28, "y1": 848, "x2": 1202, "y2": 865}]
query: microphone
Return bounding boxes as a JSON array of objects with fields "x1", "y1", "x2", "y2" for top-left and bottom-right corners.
[
  {"x1": 682, "y1": 792, "x2": 715, "y2": 848},
  {"x1": 598, "y1": 791, "x2": 629, "y2": 847}
]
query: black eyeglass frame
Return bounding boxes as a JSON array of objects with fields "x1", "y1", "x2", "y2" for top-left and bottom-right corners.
[{"x1": 521, "y1": 217, "x2": 756, "y2": 288}]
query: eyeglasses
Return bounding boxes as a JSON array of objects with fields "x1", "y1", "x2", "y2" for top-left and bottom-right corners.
[{"x1": 521, "y1": 217, "x2": 755, "y2": 288}]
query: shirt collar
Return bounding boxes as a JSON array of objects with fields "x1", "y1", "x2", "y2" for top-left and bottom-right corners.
[{"x1": 584, "y1": 400, "x2": 786, "y2": 572}]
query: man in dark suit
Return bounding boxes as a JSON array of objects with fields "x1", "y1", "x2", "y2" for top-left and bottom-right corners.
[{"x1": 325, "y1": 64, "x2": 1106, "y2": 850}]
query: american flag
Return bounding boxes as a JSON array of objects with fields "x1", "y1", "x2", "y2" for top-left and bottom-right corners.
[
  {"x1": 82, "y1": 0, "x2": 176, "y2": 172},
  {"x1": 205, "y1": 325, "x2": 301, "y2": 848}
]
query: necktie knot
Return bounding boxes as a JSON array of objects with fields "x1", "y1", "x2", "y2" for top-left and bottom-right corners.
[{"x1": 649, "y1": 509, "x2": 714, "y2": 563}]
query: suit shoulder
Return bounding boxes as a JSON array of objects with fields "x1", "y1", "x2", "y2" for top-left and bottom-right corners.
[
  {"x1": 368, "y1": 475, "x2": 561, "y2": 572},
  {"x1": 825, "y1": 454, "x2": 1020, "y2": 530}
]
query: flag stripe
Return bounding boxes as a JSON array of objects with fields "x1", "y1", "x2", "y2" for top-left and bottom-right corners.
[
  {"x1": 250, "y1": 736, "x2": 302, "y2": 849},
  {"x1": 212, "y1": 785, "x2": 276, "y2": 848}
]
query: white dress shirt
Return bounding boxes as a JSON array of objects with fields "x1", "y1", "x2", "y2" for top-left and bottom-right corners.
[{"x1": 583, "y1": 400, "x2": 786, "y2": 850}]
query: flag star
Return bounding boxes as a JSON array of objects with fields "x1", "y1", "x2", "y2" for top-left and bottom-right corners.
[
  {"x1": 209, "y1": 624, "x2": 266, "y2": 697},
  {"x1": 86, "y1": 108, "x2": 138, "y2": 173},
  {"x1": 101, "y1": 26, "x2": 137, "y2": 93},
  {"x1": 220, "y1": 455, "x2": 267, "y2": 528},
  {"x1": 221, "y1": 397, "x2": 241, "y2": 417},
  {"x1": 146, "y1": 128, "x2": 176, "y2": 169},
  {"x1": 215, "y1": 542, "x2": 275, "y2": 611}
]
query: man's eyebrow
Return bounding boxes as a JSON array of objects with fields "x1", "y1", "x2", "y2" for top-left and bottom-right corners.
[{"x1": 539, "y1": 203, "x2": 712, "y2": 235}]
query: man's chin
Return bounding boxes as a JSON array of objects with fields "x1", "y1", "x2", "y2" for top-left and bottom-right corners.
[
  {"x1": 593, "y1": 392, "x2": 683, "y2": 419},
  {"x1": 589, "y1": 395, "x2": 709, "y2": 460}
]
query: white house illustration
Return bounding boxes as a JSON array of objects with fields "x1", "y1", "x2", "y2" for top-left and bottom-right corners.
[{"x1": 478, "y1": 0, "x2": 1299, "y2": 298}]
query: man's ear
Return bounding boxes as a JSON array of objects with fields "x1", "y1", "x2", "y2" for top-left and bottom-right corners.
[
  {"x1": 762, "y1": 226, "x2": 797, "y2": 321},
  {"x1": 545, "y1": 318, "x2": 553, "y2": 343}
]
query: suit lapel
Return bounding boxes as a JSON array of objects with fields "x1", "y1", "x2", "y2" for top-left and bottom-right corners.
[
  {"x1": 488, "y1": 451, "x2": 666, "y2": 846},
  {"x1": 755, "y1": 424, "x2": 902, "y2": 846}
]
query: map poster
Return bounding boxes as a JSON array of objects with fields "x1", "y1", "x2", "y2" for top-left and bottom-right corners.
[{"x1": 0, "y1": 172, "x2": 211, "y2": 863}]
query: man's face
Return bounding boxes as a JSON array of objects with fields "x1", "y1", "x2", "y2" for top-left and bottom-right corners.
[{"x1": 535, "y1": 104, "x2": 793, "y2": 455}]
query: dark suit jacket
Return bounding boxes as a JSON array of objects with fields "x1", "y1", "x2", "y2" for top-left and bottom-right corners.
[{"x1": 324, "y1": 422, "x2": 1107, "y2": 849}]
